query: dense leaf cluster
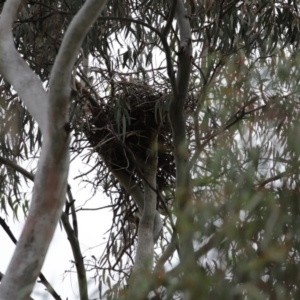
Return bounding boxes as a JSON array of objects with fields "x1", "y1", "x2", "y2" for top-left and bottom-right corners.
[{"x1": 1, "y1": 0, "x2": 300, "y2": 299}]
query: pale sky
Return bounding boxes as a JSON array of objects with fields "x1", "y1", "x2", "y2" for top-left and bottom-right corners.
[{"x1": 0, "y1": 154, "x2": 113, "y2": 300}]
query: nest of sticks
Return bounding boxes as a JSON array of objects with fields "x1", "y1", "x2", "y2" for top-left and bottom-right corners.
[{"x1": 72, "y1": 76, "x2": 195, "y2": 207}]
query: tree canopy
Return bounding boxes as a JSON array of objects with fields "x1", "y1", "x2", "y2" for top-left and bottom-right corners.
[{"x1": 1, "y1": 0, "x2": 300, "y2": 299}]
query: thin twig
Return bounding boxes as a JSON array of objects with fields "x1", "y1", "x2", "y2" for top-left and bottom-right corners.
[
  {"x1": 257, "y1": 170, "x2": 289, "y2": 189},
  {"x1": 67, "y1": 186, "x2": 78, "y2": 238},
  {"x1": 0, "y1": 155, "x2": 89, "y2": 300},
  {"x1": 162, "y1": 0, "x2": 178, "y2": 37},
  {"x1": 98, "y1": 16, "x2": 178, "y2": 98},
  {"x1": 0, "y1": 216, "x2": 62, "y2": 300}
]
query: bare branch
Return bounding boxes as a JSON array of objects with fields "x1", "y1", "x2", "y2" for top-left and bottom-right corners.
[
  {"x1": 0, "y1": 156, "x2": 34, "y2": 181},
  {"x1": 0, "y1": 216, "x2": 17, "y2": 244},
  {"x1": 257, "y1": 170, "x2": 292, "y2": 190},
  {"x1": 67, "y1": 186, "x2": 78, "y2": 238},
  {"x1": 61, "y1": 212, "x2": 88, "y2": 300},
  {"x1": 162, "y1": 0, "x2": 178, "y2": 37}
]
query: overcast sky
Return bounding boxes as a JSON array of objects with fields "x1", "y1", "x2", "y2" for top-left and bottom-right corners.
[{"x1": 0, "y1": 154, "x2": 113, "y2": 300}]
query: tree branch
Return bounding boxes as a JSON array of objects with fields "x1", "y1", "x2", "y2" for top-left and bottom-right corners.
[
  {"x1": 168, "y1": 0, "x2": 194, "y2": 263},
  {"x1": 67, "y1": 186, "x2": 78, "y2": 238},
  {"x1": 0, "y1": 156, "x2": 34, "y2": 181},
  {"x1": 111, "y1": 167, "x2": 162, "y2": 243},
  {"x1": 0, "y1": 155, "x2": 88, "y2": 300},
  {"x1": 0, "y1": 272, "x2": 35, "y2": 300},
  {"x1": 0, "y1": 0, "x2": 48, "y2": 133},
  {"x1": 61, "y1": 212, "x2": 88, "y2": 300},
  {"x1": 0, "y1": 1, "x2": 109, "y2": 298},
  {"x1": 153, "y1": 230, "x2": 178, "y2": 274},
  {"x1": 132, "y1": 134, "x2": 158, "y2": 274},
  {"x1": 0, "y1": 217, "x2": 62, "y2": 300},
  {"x1": 257, "y1": 170, "x2": 294, "y2": 190},
  {"x1": 49, "y1": 0, "x2": 108, "y2": 121},
  {"x1": 162, "y1": 0, "x2": 178, "y2": 37},
  {"x1": 98, "y1": 16, "x2": 178, "y2": 98}
]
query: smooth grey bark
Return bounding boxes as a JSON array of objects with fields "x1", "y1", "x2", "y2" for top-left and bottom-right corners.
[
  {"x1": 168, "y1": 0, "x2": 195, "y2": 263},
  {"x1": 132, "y1": 135, "x2": 158, "y2": 273},
  {"x1": 117, "y1": 135, "x2": 159, "y2": 298},
  {"x1": 0, "y1": 155, "x2": 88, "y2": 300},
  {"x1": 0, "y1": 205, "x2": 62, "y2": 300},
  {"x1": 0, "y1": 0, "x2": 108, "y2": 299},
  {"x1": 111, "y1": 168, "x2": 162, "y2": 243}
]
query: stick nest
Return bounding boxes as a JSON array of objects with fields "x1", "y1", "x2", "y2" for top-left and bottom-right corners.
[{"x1": 72, "y1": 76, "x2": 195, "y2": 204}]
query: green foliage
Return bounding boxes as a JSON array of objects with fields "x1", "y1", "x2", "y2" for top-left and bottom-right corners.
[
  {"x1": 113, "y1": 97, "x2": 131, "y2": 141},
  {"x1": 1, "y1": 0, "x2": 300, "y2": 299}
]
